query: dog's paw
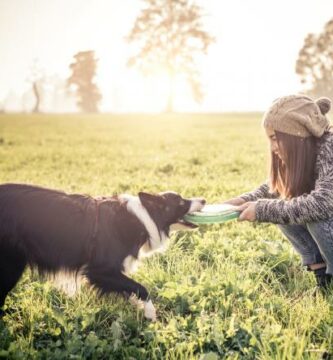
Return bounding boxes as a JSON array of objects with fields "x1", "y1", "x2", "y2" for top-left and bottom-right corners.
[{"x1": 144, "y1": 300, "x2": 156, "y2": 321}]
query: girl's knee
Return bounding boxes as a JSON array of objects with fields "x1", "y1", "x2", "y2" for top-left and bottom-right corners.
[
  {"x1": 306, "y1": 220, "x2": 333, "y2": 263},
  {"x1": 306, "y1": 219, "x2": 332, "y2": 237},
  {"x1": 277, "y1": 223, "x2": 306, "y2": 237}
]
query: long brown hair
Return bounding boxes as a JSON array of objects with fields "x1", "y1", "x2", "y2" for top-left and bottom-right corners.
[{"x1": 269, "y1": 131, "x2": 317, "y2": 199}]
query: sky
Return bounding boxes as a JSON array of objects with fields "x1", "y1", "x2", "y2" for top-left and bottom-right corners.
[{"x1": 0, "y1": 0, "x2": 332, "y2": 112}]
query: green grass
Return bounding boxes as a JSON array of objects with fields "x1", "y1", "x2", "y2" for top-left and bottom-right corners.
[{"x1": 0, "y1": 113, "x2": 332, "y2": 359}]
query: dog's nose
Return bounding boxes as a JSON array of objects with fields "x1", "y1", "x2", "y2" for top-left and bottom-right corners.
[{"x1": 200, "y1": 199, "x2": 206, "y2": 205}]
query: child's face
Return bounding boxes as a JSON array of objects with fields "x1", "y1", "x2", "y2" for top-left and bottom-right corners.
[{"x1": 265, "y1": 127, "x2": 283, "y2": 160}]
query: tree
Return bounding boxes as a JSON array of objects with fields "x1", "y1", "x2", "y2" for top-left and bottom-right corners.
[
  {"x1": 67, "y1": 51, "x2": 102, "y2": 113},
  {"x1": 127, "y1": 0, "x2": 214, "y2": 112},
  {"x1": 296, "y1": 18, "x2": 333, "y2": 99}
]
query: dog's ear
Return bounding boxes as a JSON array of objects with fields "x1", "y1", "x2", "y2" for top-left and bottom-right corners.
[{"x1": 139, "y1": 192, "x2": 164, "y2": 210}]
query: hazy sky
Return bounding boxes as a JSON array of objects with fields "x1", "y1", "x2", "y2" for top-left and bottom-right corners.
[{"x1": 0, "y1": 0, "x2": 332, "y2": 112}]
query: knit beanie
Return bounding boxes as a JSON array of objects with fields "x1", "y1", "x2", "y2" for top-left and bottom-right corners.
[{"x1": 262, "y1": 94, "x2": 332, "y2": 138}]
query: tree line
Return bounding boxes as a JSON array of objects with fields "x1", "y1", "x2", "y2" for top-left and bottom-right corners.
[
  {"x1": 10, "y1": 1, "x2": 333, "y2": 113},
  {"x1": 28, "y1": 0, "x2": 214, "y2": 114}
]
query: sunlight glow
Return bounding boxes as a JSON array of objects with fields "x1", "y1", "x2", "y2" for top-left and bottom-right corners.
[
  {"x1": 0, "y1": 0, "x2": 331, "y2": 112},
  {"x1": 113, "y1": 69, "x2": 194, "y2": 113}
]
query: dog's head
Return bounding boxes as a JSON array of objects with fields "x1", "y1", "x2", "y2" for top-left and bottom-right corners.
[{"x1": 138, "y1": 191, "x2": 205, "y2": 234}]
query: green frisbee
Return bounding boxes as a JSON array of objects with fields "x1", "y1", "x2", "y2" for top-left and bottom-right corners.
[{"x1": 184, "y1": 204, "x2": 240, "y2": 225}]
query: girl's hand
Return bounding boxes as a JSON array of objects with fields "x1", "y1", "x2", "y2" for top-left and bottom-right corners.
[{"x1": 236, "y1": 201, "x2": 257, "y2": 222}]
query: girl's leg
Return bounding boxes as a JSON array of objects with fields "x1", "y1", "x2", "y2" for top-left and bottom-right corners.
[
  {"x1": 277, "y1": 224, "x2": 325, "y2": 267},
  {"x1": 306, "y1": 219, "x2": 333, "y2": 275},
  {"x1": 278, "y1": 222, "x2": 332, "y2": 289}
]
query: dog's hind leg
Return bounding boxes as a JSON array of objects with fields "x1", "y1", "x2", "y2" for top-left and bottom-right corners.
[
  {"x1": 86, "y1": 268, "x2": 156, "y2": 321},
  {"x1": 0, "y1": 244, "x2": 27, "y2": 309}
]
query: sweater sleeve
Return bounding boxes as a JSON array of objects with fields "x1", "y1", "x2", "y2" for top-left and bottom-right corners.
[
  {"x1": 240, "y1": 182, "x2": 279, "y2": 202},
  {"x1": 256, "y1": 133, "x2": 333, "y2": 224}
]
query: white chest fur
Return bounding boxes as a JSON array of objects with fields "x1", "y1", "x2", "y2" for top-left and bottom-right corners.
[
  {"x1": 121, "y1": 236, "x2": 170, "y2": 275},
  {"x1": 119, "y1": 194, "x2": 170, "y2": 275},
  {"x1": 122, "y1": 255, "x2": 139, "y2": 274},
  {"x1": 119, "y1": 194, "x2": 165, "y2": 251}
]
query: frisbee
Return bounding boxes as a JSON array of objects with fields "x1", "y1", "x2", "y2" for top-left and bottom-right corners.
[{"x1": 184, "y1": 204, "x2": 240, "y2": 224}]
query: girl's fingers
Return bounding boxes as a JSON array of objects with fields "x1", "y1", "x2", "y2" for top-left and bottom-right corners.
[
  {"x1": 238, "y1": 208, "x2": 249, "y2": 221},
  {"x1": 238, "y1": 215, "x2": 245, "y2": 221},
  {"x1": 235, "y1": 203, "x2": 250, "y2": 212},
  {"x1": 237, "y1": 202, "x2": 256, "y2": 221}
]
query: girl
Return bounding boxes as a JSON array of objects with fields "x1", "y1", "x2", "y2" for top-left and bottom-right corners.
[{"x1": 225, "y1": 95, "x2": 333, "y2": 289}]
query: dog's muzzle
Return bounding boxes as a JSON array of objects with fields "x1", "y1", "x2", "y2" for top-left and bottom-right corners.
[{"x1": 172, "y1": 198, "x2": 206, "y2": 230}]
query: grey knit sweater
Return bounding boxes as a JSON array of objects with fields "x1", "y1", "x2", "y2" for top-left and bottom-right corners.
[{"x1": 240, "y1": 131, "x2": 333, "y2": 225}]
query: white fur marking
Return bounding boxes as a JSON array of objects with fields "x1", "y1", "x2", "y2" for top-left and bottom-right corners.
[
  {"x1": 119, "y1": 194, "x2": 166, "y2": 253},
  {"x1": 129, "y1": 295, "x2": 156, "y2": 321},
  {"x1": 122, "y1": 255, "x2": 139, "y2": 274},
  {"x1": 144, "y1": 299, "x2": 157, "y2": 321},
  {"x1": 51, "y1": 270, "x2": 86, "y2": 297}
]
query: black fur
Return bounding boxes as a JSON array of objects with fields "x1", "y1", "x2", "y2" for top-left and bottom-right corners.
[{"x1": 0, "y1": 183, "x2": 199, "y2": 309}]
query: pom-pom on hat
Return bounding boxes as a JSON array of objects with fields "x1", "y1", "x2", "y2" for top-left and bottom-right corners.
[{"x1": 262, "y1": 95, "x2": 331, "y2": 138}]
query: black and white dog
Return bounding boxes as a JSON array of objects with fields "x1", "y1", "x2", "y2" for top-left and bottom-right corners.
[{"x1": 0, "y1": 183, "x2": 205, "y2": 320}]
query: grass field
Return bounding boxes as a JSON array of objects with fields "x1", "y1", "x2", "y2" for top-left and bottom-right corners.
[{"x1": 0, "y1": 113, "x2": 332, "y2": 359}]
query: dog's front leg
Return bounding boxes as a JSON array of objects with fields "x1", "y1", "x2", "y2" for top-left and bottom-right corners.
[{"x1": 86, "y1": 268, "x2": 156, "y2": 321}]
